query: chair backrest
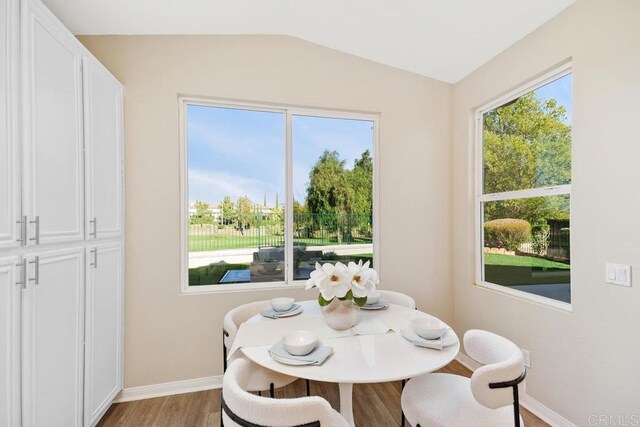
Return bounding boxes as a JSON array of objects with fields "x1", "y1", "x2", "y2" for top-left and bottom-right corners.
[
  {"x1": 377, "y1": 290, "x2": 416, "y2": 310},
  {"x1": 223, "y1": 301, "x2": 271, "y2": 348},
  {"x1": 223, "y1": 358, "x2": 350, "y2": 427},
  {"x1": 464, "y1": 330, "x2": 525, "y2": 409}
]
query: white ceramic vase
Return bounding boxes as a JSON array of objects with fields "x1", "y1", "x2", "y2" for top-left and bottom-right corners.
[{"x1": 322, "y1": 298, "x2": 358, "y2": 330}]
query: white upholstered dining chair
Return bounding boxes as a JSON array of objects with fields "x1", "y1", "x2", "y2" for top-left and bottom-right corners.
[
  {"x1": 223, "y1": 301, "x2": 302, "y2": 397},
  {"x1": 222, "y1": 358, "x2": 350, "y2": 427},
  {"x1": 377, "y1": 290, "x2": 416, "y2": 310},
  {"x1": 401, "y1": 329, "x2": 526, "y2": 427}
]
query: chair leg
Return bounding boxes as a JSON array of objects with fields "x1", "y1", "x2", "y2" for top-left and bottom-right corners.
[
  {"x1": 221, "y1": 333, "x2": 227, "y2": 425},
  {"x1": 306, "y1": 379, "x2": 311, "y2": 396},
  {"x1": 270, "y1": 383, "x2": 275, "y2": 398},
  {"x1": 401, "y1": 380, "x2": 406, "y2": 426},
  {"x1": 513, "y1": 385, "x2": 521, "y2": 427}
]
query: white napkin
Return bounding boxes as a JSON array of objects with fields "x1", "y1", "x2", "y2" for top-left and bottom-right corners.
[
  {"x1": 400, "y1": 328, "x2": 444, "y2": 350},
  {"x1": 268, "y1": 342, "x2": 334, "y2": 365},
  {"x1": 260, "y1": 304, "x2": 302, "y2": 319}
]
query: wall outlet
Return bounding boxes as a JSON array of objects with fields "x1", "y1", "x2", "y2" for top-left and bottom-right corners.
[{"x1": 521, "y1": 349, "x2": 531, "y2": 368}]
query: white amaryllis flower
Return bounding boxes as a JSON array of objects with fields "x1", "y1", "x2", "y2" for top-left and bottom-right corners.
[
  {"x1": 305, "y1": 262, "x2": 350, "y2": 301},
  {"x1": 346, "y1": 260, "x2": 379, "y2": 298}
]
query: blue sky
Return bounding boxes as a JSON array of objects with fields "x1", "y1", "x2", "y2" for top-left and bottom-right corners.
[
  {"x1": 187, "y1": 106, "x2": 373, "y2": 206},
  {"x1": 188, "y1": 75, "x2": 569, "y2": 207},
  {"x1": 534, "y1": 73, "x2": 572, "y2": 124}
]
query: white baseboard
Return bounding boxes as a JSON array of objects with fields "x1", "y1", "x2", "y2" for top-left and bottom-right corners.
[
  {"x1": 456, "y1": 352, "x2": 575, "y2": 427},
  {"x1": 114, "y1": 375, "x2": 223, "y2": 403}
]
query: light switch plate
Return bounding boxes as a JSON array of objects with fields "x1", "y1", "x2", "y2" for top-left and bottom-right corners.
[{"x1": 606, "y1": 263, "x2": 632, "y2": 287}]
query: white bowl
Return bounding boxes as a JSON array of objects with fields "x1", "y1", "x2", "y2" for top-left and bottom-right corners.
[
  {"x1": 271, "y1": 297, "x2": 294, "y2": 312},
  {"x1": 282, "y1": 330, "x2": 318, "y2": 356},
  {"x1": 366, "y1": 292, "x2": 380, "y2": 305},
  {"x1": 412, "y1": 318, "x2": 447, "y2": 340}
]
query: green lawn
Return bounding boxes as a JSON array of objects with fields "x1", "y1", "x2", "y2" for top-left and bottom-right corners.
[
  {"x1": 188, "y1": 263, "x2": 250, "y2": 286},
  {"x1": 484, "y1": 253, "x2": 570, "y2": 287},
  {"x1": 484, "y1": 253, "x2": 570, "y2": 269}
]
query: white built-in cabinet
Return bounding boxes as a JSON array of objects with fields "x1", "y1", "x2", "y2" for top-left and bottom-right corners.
[
  {"x1": 21, "y1": 0, "x2": 85, "y2": 245},
  {"x1": 83, "y1": 56, "x2": 124, "y2": 240},
  {"x1": 84, "y1": 243, "x2": 124, "y2": 426},
  {"x1": 21, "y1": 248, "x2": 86, "y2": 427},
  {"x1": 0, "y1": 256, "x2": 21, "y2": 427},
  {"x1": 0, "y1": 0, "x2": 20, "y2": 249},
  {"x1": 0, "y1": 0, "x2": 125, "y2": 426}
]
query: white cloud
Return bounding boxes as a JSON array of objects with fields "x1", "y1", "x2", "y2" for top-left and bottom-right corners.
[{"x1": 188, "y1": 168, "x2": 282, "y2": 205}]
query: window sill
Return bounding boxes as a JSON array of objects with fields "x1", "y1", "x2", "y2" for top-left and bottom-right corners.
[
  {"x1": 474, "y1": 280, "x2": 573, "y2": 312},
  {"x1": 179, "y1": 280, "x2": 307, "y2": 296}
]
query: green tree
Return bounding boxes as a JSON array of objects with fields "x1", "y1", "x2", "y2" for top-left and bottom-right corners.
[
  {"x1": 190, "y1": 200, "x2": 213, "y2": 226},
  {"x1": 305, "y1": 150, "x2": 353, "y2": 243},
  {"x1": 483, "y1": 92, "x2": 571, "y2": 224},
  {"x1": 306, "y1": 150, "x2": 352, "y2": 214},
  {"x1": 220, "y1": 196, "x2": 234, "y2": 225},
  {"x1": 292, "y1": 200, "x2": 311, "y2": 239},
  {"x1": 348, "y1": 150, "x2": 373, "y2": 214},
  {"x1": 236, "y1": 196, "x2": 253, "y2": 233}
]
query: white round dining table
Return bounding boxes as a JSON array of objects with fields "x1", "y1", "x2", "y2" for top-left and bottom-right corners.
[{"x1": 241, "y1": 300, "x2": 459, "y2": 427}]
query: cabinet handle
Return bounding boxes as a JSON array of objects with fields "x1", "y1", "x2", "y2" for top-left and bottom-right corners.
[
  {"x1": 28, "y1": 256, "x2": 40, "y2": 285},
  {"x1": 15, "y1": 260, "x2": 26, "y2": 289},
  {"x1": 90, "y1": 248, "x2": 98, "y2": 268},
  {"x1": 90, "y1": 217, "x2": 97, "y2": 238},
  {"x1": 29, "y1": 216, "x2": 40, "y2": 244},
  {"x1": 16, "y1": 216, "x2": 27, "y2": 246}
]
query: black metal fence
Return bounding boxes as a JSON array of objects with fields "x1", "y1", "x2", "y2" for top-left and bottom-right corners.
[{"x1": 188, "y1": 212, "x2": 373, "y2": 252}]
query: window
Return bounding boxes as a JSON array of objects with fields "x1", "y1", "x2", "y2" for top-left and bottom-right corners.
[
  {"x1": 181, "y1": 99, "x2": 377, "y2": 292},
  {"x1": 476, "y1": 65, "x2": 572, "y2": 307}
]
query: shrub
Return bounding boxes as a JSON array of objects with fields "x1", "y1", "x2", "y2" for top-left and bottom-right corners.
[
  {"x1": 531, "y1": 223, "x2": 551, "y2": 255},
  {"x1": 484, "y1": 218, "x2": 531, "y2": 251}
]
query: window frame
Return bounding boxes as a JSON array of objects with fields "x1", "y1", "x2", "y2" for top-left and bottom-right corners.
[
  {"x1": 474, "y1": 62, "x2": 573, "y2": 311},
  {"x1": 178, "y1": 96, "x2": 380, "y2": 295}
]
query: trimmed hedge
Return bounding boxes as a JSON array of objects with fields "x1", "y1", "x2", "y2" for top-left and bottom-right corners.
[{"x1": 484, "y1": 218, "x2": 531, "y2": 251}]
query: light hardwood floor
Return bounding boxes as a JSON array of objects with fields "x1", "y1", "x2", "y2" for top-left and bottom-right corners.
[{"x1": 98, "y1": 360, "x2": 547, "y2": 427}]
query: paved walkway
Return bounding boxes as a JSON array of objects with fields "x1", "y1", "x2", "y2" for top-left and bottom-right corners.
[
  {"x1": 188, "y1": 244, "x2": 373, "y2": 268},
  {"x1": 510, "y1": 283, "x2": 571, "y2": 303}
]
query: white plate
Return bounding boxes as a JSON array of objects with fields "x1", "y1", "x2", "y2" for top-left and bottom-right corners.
[
  {"x1": 270, "y1": 353, "x2": 316, "y2": 366},
  {"x1": 273, "y1": 306, "x2": 303, "y2": 318},
  {"x1": 360, "y1": 301, "x2": 389, "y2": 310},
  {"x1": 400, "y1": 328, "x2": 458, "y2": 347}
]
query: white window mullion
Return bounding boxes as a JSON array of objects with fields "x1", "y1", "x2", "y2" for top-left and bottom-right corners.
[{"x1": 285, "y1": 111, "x2": 294, "y2": 284}]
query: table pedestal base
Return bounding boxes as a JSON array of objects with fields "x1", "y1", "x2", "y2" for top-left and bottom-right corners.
[{"x1": 338, "y1": 382, "x2": 355, "y2": 426}]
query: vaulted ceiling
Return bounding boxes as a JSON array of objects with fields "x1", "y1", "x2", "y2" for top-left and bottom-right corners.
[{"x1": 43, "y1": 0, "x2": 575, "y2": 83}]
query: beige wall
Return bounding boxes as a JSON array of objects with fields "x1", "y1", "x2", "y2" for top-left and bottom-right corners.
[
  {"x1": 78, "y1": 35, "x2": 453, "y2": 388},
  {"x1": 452, "y1": 0, "x2": 640, "y2": 423}
]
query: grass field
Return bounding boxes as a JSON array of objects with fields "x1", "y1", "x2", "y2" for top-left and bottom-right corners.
[
  {"x1": 484, "y1": 253, "x2": 570, "y2": 269},
  {"x1": 484, "y1": 253, "x2": 570, "y2": 287}
]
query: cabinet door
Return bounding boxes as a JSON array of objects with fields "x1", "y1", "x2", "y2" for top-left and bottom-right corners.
[
  {"x1": 0, "y1": 0, "x2": 21, "y2": 249},
  {"x1": 0, "y1": 256, "x2": 21, "y2": 427},
  {"x1": 22, "y1": 248, "x2": 84, "y2": 427},
  {"x1": 84, "y1": 57, "x2": 124, "y2": 240},
  {"x1": 21, "y1": 0, "x2": 84, "y2": 245},
  {"x1": 84, "y1": 243, "x2": 123, "y2": 426}
]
